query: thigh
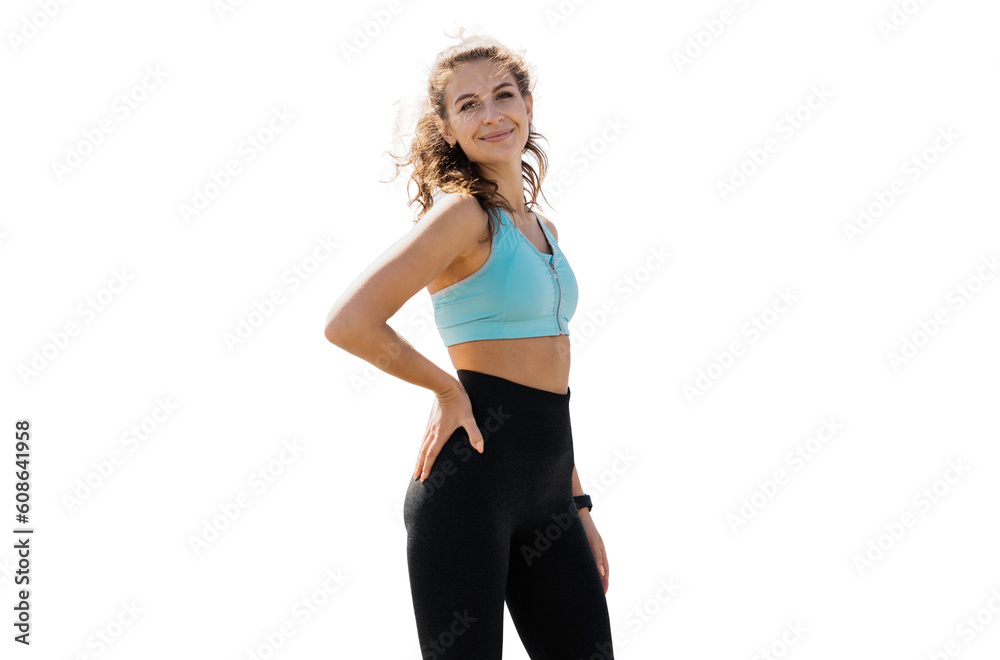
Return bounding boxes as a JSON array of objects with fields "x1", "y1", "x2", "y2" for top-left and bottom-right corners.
[
  {"x1": 405, "y1": 530, "x2": 509, "y2": 659},
  {"x1": 505, "y1": 501, "x2": 615, "y2": 659},
  {"x1": 404, "y1": 429, "x2": 509, "y2": 658}
]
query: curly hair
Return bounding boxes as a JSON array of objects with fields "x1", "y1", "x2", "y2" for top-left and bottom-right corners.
[{"x1": 385, "y1": 29, "x2": 551, "y2": 244}]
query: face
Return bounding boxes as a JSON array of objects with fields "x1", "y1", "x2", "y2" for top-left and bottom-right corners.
[{"x1": 435, "y1": 59, "x2": 533, "y2": 167}]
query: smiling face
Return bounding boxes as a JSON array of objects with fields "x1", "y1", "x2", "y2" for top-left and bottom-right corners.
[{"x1": 435, "y1": 58, "x2": 533, "y2": 168}]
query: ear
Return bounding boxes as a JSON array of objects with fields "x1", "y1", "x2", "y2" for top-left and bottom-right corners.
[
  {"x1": 434, "y1": 114, "x2": 453, "y2": 147},
  {"x1": 524, "y1": 92, "x2": 533, "y2": 126}
]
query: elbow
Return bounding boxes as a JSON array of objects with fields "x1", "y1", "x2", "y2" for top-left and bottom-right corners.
[
  {"x1": 324, "y1": 309, "x2": 375, "y2": 347},
  {"x1": 323, "y1": 322, "x2": 340, "y2": 346},
  {"x1": 324, "y1": 315, "x2": 352, "y2": 346}
]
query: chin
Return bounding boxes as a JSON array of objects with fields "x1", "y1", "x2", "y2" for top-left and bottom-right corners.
[
  {"x1": 472, "y1": 142, "x2": 524, "y2": 162},
  {"x1": 472, "y1": 153, "x2": 521, "y2": 169}
]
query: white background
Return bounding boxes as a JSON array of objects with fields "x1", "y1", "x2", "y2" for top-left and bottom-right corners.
[{"x1": 2, "y1": 0, "x2": 999, "y2": 658}]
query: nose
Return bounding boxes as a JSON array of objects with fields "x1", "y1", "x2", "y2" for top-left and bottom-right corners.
[{"x1": 483, "y1": 100, "x2": 503, "y2": 123}]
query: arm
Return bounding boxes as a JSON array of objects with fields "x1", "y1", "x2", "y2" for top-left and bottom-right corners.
[
  {"x1": 571, "y1": 465, "x2": 591, "y2": 518},
  {"x1": 324, "y1": 194, "x2": 486, "y2": 394},
  {"x1": 574, "y1": 462, "x2": 608, "y2": 586},
  {"x1": 544, "y1": 215, "x2": 606, "y2": 585},
  {"x1": 546, "y1": 217, "x2": 589, "y2": 511},
  {"x1": 330, "y1": 322, "x2": 456, "y2": 395}
]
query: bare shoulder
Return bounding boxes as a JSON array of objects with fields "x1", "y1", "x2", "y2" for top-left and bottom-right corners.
[
  {"x1": 533, "y1": 210, "x2": 559, "y2": 243},
  {"x1": 421, "y1": 193, "x2": 489, "y2": 256},
  {"x1": 426, "y1": 192, "x2": 486, "y2": 226},
  {"x1": 324, "y1": 192, "x2": 487, "y2": 339}
]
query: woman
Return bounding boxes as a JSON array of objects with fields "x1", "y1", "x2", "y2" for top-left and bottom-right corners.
[{"x1": 324, "y1": 33, "x2": 615, "y2": 658}]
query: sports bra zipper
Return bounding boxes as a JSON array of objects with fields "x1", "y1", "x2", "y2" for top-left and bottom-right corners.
[{"x1": 550, "y1": 259, "x2": 563, "y2": 333}]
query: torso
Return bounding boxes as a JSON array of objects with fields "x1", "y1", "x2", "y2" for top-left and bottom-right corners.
[{"x1": 426, "y1": 208, "x2": 571, "y2": 395}]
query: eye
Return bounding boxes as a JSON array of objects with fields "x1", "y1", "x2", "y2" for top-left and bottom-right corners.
[{"x1": 460, "y1": 91, "x2": 516, "y2": 112}]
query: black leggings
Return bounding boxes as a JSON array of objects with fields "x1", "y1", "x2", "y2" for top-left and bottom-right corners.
[{"x1": 403, "y1": 369, "x2": 615, "y2": 659}]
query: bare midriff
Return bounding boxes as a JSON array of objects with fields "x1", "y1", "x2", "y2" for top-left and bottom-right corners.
[
  {"x1": 446, "y1": 335, "x2": 571, "y2": 395},
  {"x1": 427, "y1": 210, "x2": 571, "y2": 396}
]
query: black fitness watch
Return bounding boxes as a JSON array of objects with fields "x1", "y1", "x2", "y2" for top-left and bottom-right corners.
[{"x1": 573, "y1": 494, "x2": 593, "y2": 512}]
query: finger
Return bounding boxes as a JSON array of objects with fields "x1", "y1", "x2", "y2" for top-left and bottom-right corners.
[
  {"x1": 413, "y1": 432, "x2": 431, "y2": 479},
  {"x1": 419, "y1": 439, "x2": 445, "y2": 483},
  {"x1": 413, "y1": 445, "x2": 424, "y2": 478},
  {"x1": 414, "y1": 425, "x2": 437, "y2": 476},
  {"x1": 601, "y1": 541, "x2": 610, "y2": 592},
  {"x1": 467, "y1": 419, "x2": 485, "y2": 453}
]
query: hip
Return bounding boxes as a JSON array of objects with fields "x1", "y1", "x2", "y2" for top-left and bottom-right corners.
[{"x1": 404, "y1": 369, "x2": 576, "y2": 532}]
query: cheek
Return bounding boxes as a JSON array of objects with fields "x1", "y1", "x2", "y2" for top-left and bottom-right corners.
[{"x1": 460, "y1": 119, "x2": 480, "y2": 138}]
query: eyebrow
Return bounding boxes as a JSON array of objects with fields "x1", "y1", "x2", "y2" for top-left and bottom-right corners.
[{"x1": 454, "y1": 82, "x2": 515, "y2": 107}]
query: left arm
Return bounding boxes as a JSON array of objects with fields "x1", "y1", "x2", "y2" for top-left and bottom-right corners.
[
  {"x1": 571, "y1": 464, "x2": 587, "y2": 501},
  {"x1": 572, "y1": 466, "x2": 609, "y2": 592},
  {"x1": 547, "y1": 214, "x2": 610, "y2": 592}
]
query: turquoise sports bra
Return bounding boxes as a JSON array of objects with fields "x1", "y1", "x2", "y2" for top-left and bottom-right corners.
[{"x1": 430, "y1": 192, "x2": 579, "y2": 347}]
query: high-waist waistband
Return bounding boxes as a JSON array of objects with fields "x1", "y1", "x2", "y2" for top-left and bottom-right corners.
[
  {"x1": 456, "y1": 369, "x2": 570, "y2": 400},
  {"x1": 454, "y1": 369, "x2": 573, "y2": 456}
]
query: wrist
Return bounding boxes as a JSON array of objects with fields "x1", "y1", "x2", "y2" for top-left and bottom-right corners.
[
  {"x1": 573, "y1": 493, "x2": 593, "y2": 513},
  {"x1": 434, "y1": 377, "x2": 465, "y2": 400}
]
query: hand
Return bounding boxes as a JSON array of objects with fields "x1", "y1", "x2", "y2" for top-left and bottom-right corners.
[
  {"x1": 580, "y1": 510, "x2": 609, "y2": 594},
  {"x1": 413, "y1": 381, "x2": 485, "y2": 483}
]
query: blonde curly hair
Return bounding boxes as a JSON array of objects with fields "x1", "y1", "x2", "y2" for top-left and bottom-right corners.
[{"x1": 385, "y1": 30, "x2": 551, "y2": 244}]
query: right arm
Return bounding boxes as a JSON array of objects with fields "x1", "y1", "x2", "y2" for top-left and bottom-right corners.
[{"x1": 323, "y1": 193, "x2": 485, "y2": 396}]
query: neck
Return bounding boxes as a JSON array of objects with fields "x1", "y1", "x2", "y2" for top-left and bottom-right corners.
[{"x1": 477, "y1": 158, "x2": 528, "y2": 221}]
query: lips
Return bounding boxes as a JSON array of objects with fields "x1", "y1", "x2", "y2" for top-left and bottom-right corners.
[{"x1": 480, "y1": 128, "x2": 513, "y2": 141}]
